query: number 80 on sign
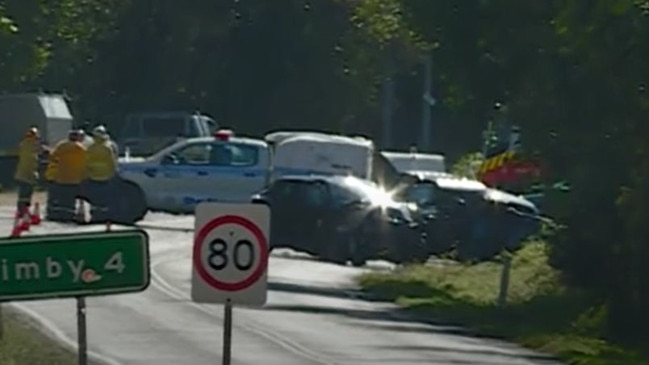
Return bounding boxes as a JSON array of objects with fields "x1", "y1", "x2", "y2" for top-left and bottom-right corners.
[{"x1": 191, "y1": 203, "x2": 270, "y2": 306}]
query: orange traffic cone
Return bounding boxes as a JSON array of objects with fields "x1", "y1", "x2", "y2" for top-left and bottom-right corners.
[
  {"x1": 10, "y1": 214, "x2": 23, "y2": 237},
  {"x1": 30, "y1": 202, "x2": 42, "y2": 225},
  {"x1": 18, "y1": 208, "x2": 30, "y2": 232}
]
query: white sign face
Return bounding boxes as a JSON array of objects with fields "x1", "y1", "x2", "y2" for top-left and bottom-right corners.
[{"x1": 191, "y1": 202, "x2": 270, "y2": 306}]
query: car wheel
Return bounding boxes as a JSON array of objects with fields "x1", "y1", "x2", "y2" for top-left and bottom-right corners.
[{"x1": 112, "y1": 180, "x2": 147, "y2": 225}]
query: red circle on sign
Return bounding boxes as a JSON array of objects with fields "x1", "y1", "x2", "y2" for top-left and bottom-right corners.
[{"x1": 193, "y1": 215, "x2": 269, "y2": 291}]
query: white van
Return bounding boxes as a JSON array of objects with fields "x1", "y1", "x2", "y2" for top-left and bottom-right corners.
[
  {"x1": 269, "y1": 132, "x2": 374, "y2": 181},
  {"x1": 382, "y1": 150, "x2": 447, "y2": 174}
]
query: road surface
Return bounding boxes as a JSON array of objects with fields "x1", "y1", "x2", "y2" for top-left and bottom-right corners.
[{"x1": 0, "y1": 209, "x2": 560, "y2": 365}]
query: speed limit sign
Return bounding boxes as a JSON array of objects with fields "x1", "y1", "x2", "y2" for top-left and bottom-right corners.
[{"x1": 191, "y1": 202, "x2": 270, "y2": 306}]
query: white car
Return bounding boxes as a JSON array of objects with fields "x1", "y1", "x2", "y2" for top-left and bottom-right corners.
[{"x1": 118, "y1": 130, "x2": 270, "y2": 216}]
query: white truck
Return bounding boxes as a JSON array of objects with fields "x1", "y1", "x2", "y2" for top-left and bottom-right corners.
[{"x1": 117, "y1": 111, "x2": 218, "y2": 157}]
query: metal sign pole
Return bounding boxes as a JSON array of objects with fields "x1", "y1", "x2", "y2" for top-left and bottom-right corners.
[
  {"x1": 77, "y1": 220, "x2": 111, "y2": 365},
  {"x1": 222, "y1": 299, "x2": 233, "y2": 365},
  {"x1": 76, "y1": 296, "x2": 88, "y2": 365}
]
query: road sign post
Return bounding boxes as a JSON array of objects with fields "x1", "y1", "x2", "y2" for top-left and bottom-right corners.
[
  {"x1": 191, "y1": 202, "x2": 270, "y2": 365},
  {"x1": 0, "y1": 226, "x2": 150, "y2": 365},
  {"x1": 223, "y1": 299, "x2": 233, "y2": 365},
  {"x1": 77, "y1": 296, "x2": 87, "y2": 365},
  {"x1": 76, "y1": 221, "x2": 115, "y2": 365}
]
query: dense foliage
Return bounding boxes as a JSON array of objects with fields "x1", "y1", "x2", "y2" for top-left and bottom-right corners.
[{"x1": 2, "y1": 0, "x2": 648, "y2": 346}]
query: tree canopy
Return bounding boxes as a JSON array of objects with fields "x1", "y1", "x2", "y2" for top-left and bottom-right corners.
[{"x1": 2, "y1": 0, "x2": 648, "y2": 345}]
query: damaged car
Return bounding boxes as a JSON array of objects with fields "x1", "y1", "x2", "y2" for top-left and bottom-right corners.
[{"x1": 251, "y1": 174, "x2": 425, "y2": 266}]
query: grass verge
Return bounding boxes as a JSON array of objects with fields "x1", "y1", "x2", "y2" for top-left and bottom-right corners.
[
  {"x1": 358, "y1": 241, "x2": 648, "y2": 365},
  {"x1": 0, "y1": 308, "x2": 77, "y2": 365}
]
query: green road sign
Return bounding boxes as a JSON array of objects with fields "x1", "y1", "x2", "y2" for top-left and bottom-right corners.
[{"x1": 0, "y1": 229, "x2": 150, "y2": 302}]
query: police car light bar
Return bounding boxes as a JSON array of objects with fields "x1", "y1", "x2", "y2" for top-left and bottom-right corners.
[{"x1": 214, "y1": 129, "x2": 234, "y2": 141}]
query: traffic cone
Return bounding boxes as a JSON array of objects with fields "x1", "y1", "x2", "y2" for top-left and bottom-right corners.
[
  {"x1": 30, "y1": 202, "x2": 42, "y2": 225},
  {"x1": 10, "y1": 214, "x2": 22, "y2": 237},
  {"x1": 19, "y1": 208, "x2": 31, "y2": 232}
]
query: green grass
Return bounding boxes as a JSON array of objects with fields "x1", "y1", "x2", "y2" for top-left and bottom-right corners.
[
  {"x1": 0, "y1": 309, "x2": 77, "y2": 365},
  {"x1": 358, "y1": 241, "x2": 649, "y2": 365}
]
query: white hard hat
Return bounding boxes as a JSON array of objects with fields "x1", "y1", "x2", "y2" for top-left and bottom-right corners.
[{"x1": 93, "y1": 125, "x2": 108, "y2": 137}]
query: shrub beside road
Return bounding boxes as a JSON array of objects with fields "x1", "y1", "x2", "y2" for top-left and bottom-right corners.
[{"x1": 358, "y1": 241, "x2": 649, "y2": 365}]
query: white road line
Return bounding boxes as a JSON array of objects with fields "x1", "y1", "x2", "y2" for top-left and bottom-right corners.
[{"x1": 150, "y1": 250, "x2": 342, "y2": 365}]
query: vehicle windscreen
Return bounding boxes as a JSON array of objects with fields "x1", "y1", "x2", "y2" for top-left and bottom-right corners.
[{"x1": 274, "y1": 180, "x2": 328, "y2": 207}]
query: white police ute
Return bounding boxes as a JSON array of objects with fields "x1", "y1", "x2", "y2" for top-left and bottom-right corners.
[{"x1": 118, "y1": 129, "x2": 270, "y2": 215}]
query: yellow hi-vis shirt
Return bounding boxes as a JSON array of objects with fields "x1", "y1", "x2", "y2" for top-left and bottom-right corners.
[
  {"x1": 45, "y1": 156, "x2": 58, "y2": 182},
  {"x1": 14, "y1": 138, "x2": 40, "y2": 184},
  {"x1": 85, "y1": 138, "x2": 117, "y2": 181},
  {"x1": 50, "y1": 140, "x2": 87, "y2": 184}
]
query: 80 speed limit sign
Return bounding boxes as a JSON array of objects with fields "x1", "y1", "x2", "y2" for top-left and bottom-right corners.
[{"x1": 191, "y1": 202, "x2": 270, "y2": 306}]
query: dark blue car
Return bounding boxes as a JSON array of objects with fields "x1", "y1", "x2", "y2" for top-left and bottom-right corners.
[{"x1": 395, "y1": 174, "x2": 543, "y2": 262}]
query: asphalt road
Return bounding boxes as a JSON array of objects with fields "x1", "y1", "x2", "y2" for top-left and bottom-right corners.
[{"x1": 0, "y1": 209, "x2": 561, "y2": 365}]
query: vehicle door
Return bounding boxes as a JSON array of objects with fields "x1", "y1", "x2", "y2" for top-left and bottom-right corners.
[
  {"x1": 293, "y1": 181, "x2": 331, "y2": 253},
  {"x1": 267, "y1": 180, "x2": 330, "y2": 252},
  {"x1": 156, "y1": 141, "x2": 213, "y2": 212},
  {"x1": 203, "y1": 141, "x2": 266, "y2": 202},
  {"x1": 266, "y1": 181, "x2": 298, "y2": 246},
  {"x1": 326, "y1": 183, "x2": 369, "y2": 232}
]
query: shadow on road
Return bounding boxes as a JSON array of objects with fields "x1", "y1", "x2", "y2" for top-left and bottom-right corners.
[
  {"x1": 263, "y1": 280, "x2": 559, "y2": 363},
  {"x1": 260, "y1": 303, "x2": 557, "y2": 363},
  {"x1": 268, "y1": 281, "x2": 365, "y2": 300},
  {"x1": 375, "y1": 345, "x2": 558, "y2": 363}
]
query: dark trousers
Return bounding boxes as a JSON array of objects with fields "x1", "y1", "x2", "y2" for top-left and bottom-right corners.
[
  {"x1": 16, "y1": 181, "x2": 34, "y2": 214},
  {"x1": 48, "y1": 183, "x2": 79, "y2": 221},
  {"x1": 46, "y1": 181, "x2": 54, "y2": 217},
  {"x1": 83, "y1": 179, "x2": 114, "y2": 222}
]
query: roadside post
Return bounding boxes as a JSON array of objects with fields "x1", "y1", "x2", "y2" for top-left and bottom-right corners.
[
  {"x1": 191, "y1": 202, "x2": 270, "y2": 365},
  {"x1": 0, "y1": 227, "x2": 150, "y2": 365},
  {"x1": 497, "y1": 251, "x2": 512, "y2": 308}
]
